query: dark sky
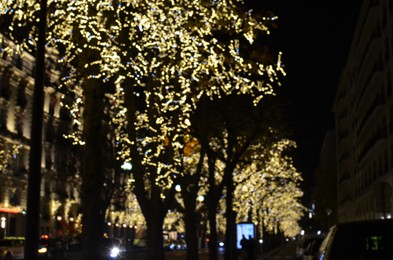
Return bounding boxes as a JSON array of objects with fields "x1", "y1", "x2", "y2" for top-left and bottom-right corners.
[{"x1": 263, "y1": 0, "x2": 362, "y2": 202}]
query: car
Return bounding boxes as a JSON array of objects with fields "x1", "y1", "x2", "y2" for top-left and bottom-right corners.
[
  {"x1": 38, "y1": 235, "x2": 68, "y2": 258},
  {"x1": 296, "y1": 234, "x2": 325, "y2": 259},
  {"x1": 301, "y1": 236, "x2": 324, "y2": 260},
  {"x1": 164, "y1": 238, "x2": 187, "y2": 251},
  {"x1": 0, "y1": 237, "x2": 25, "y2": 260},
  {"x1": 67, "y1": 234, "x2": 82, "y2": 252},
  {"x1": 317, "y1": 219, "x2": 393, "y2": 259}
]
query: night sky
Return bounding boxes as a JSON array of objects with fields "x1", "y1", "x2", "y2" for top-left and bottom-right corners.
[{"x1": 259, "y1": 0, "x2": 362, "y2": 202}]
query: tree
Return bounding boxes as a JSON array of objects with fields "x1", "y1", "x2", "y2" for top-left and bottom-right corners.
[
  {"x1": 1, "y1": 1, "x2": 286, "y2": 260},
  {"x1": 111, "y1": 1, "x2": 284, "y2": 259},
  {"x1": 192, "y1": 94, "x2": 294, "y2": 260},
  {"x1": 234, "y1": 139, "x2": 305, "y2": 238},
  {"x1": 1, "y1": 1, "x2": 123, "y2": 258}
]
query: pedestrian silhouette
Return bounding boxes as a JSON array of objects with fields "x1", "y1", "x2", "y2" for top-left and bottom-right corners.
[
  {"x1": 247, "y1": 235, "x2": 255, "y2": 260},
  {"x1": 240, "y1": 235, "x2": 248, "y2": 260}
]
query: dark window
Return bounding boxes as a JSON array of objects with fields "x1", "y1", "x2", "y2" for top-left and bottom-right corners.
[{"x1": 16, "y1": 79, "x2": 27, "y2": 109}]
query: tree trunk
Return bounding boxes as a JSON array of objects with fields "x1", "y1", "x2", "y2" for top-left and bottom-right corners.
[
  {"x1": 123, "y1": 82, "x2": 168, "y2": 259},
  {"x1": 205, "y1": 154, "x2": 222, "y2": 260},
  {"x1": 81, "y1": 79, "x2": 106, "y2": 260},
  {"x1": 207, "y1": 206, "x2": 218, "y2": 260},
  {"x1": 182, "y1": 186, "x2": 199, "y2": 260},
  {"x1": 145, "y1": 202, "x2": 165, "y2": 260},
  {"x1": 224, "y1": 170, "x2": 237, "y2": 260}
]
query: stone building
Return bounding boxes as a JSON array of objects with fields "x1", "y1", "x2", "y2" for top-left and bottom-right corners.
[
  {"x1": 0, "y1": 35, "x2": 82, "y2": 238},
  {"x1": 333, "y1": 0, "x2": 393, "y2": 222}
]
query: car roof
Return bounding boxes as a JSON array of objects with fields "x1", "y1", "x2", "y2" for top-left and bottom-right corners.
[
  {"x1": 335, "y1": 219, "x2": 393, "y2": 231},
  {"x1": 318, "y1": 219, "x2": 393, "y2": 258}
]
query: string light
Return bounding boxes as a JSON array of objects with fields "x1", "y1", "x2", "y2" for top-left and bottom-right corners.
[
  {"x1": 0, "y1": 0, "x2": 301, "y2": 232},
  {"x1": 233, "y1": 139, "x2": 305, "y2": 237}
]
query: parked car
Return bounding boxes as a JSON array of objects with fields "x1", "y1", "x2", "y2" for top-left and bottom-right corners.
[
  {"x1": 67, "y1": 234, "x2": 82, "y2": 252},
  {"x1": 164, "y1": 238, "x2": 187, "y2": 251},
  {"x1": 317, "y1": 219, "x2": 393, "y2": 259},
  {"x1": 296, "y1": 234, "x2": 325, "y2": 259},
  {"x1": 38, "y1": 235, "x2": 68, "y2": 258},
  {"x1": 0, "y1": 237, "x2": 24, "y2": 260},
  {"x1": 123, "y1": 238, "x2": 145, "y2": 254},
  {"x1": 301, "y1": 236, "x2": 324, "y2": 260}
]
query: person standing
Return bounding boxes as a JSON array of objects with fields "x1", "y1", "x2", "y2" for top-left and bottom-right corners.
[
  {"x1": 240, "y1": 235, "x2": 249, "y2": 260},
  {"x1": 247, "y1": 235, "x2": 256, "y2": 260}
]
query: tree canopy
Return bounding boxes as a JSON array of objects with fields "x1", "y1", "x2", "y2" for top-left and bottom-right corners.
[{"x1": 0, "y1": 0, "x2": 304, "y2": 259}]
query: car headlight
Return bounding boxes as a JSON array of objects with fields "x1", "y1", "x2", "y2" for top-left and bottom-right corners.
[
  {"x1": 38, "y1": 247, "x2": 48, "y2": 254},
  {"x1": 110, "y1": 247, "x2": 120, "y2": 258}
]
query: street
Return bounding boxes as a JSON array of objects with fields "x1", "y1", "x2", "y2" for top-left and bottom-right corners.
[
  {"x1": 259, "y1": 243, "x2": 297, "y2": 260},
  {"x1": 63, "y1": 243, "x2": 297, "y2": 260},
  {"x1": 130, "y1": 243, "x2": 297, "y2": 260}
]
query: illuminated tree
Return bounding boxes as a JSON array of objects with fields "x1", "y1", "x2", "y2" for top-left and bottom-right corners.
[
  {"x1": 173, "y1": 137, "x2": 209, "y2": 259},
  {"x1": 110, "y1": 1, "x2": 284, "y2": 259},
  {"x1": 234, "y1": 139, "x2": 305, "y2": 238},
  {"x1": 1, "y1": 1, "x2": 286, "y2": 260},
  {"x1": 1, "y1": 1, "x2": 122, "y2": 258},
  {"x1": 192, "y1": 93, "x2": 295, "y2": 259}
]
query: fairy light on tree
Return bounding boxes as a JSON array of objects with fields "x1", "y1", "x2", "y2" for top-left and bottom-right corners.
[
  {"x1": 1, "y1": 1, "x2": 125, "y2": 258},
  {"x1": 1, "y1": 0, "x2": 290, "y2": 259},
  {"x1": 233, "y1": 139, "x2": 305, "y2": 238},
  {"x1": 106, "y1": 2, "x2": 286, "y2": 258}
]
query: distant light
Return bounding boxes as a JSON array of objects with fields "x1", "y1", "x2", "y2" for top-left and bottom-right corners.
[
  {"x1": 317, "y1": 230, "x2": 321, "y2": 235},
  {"x1": 300, "y1": 230, "x2": 305, "y2": 236},
  {"x1": 197, "y1": 195, "x2": 204, "y2": 202},
  {"x1": 1, "y1": 217, "x2": 5, "y2": 228},
  {"x1": 219, "y1": 242, "x2": 224, "y2": 247},
  {"x1": 110, "y1": 247, "x2": 120, "y2": 258},
  {"x1": 121, "y1": 162, "x2": 132, "y2": 171},
  {"x1": 175, "y1": 185, "x2": 181, "y2": 192},
  {"x1": 259, "y1": 239, "x2": 263, "y2": 244}
]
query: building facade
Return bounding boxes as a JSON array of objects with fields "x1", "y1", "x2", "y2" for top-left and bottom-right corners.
[
  {"x1": 315, "y1": 130, "x2": 337, "y2": 230},
  {"x1": 0, "y1": 35, "x2": 82, "y2": 238},
  {"x1": 0, "y1": 33, "x2": 144, "y2": 242},
  {"x1": 333, "y1": 0, "x2": 393, "y2": 222}
]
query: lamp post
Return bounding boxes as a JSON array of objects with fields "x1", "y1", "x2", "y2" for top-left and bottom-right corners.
[{"x1": 24, "y1": 0, "x2": 47, "y2": 258}]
